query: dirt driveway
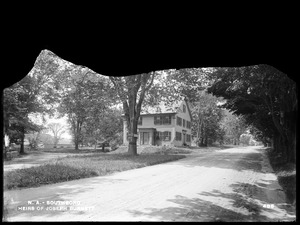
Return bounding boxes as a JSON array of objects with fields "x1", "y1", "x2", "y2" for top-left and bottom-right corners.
[{"x1": 3, "y1": 146, "x2": 296, "y2": 222}]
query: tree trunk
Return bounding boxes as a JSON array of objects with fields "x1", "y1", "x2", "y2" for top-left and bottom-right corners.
[
  {"x1": 288, "y1": 133, "x2": 296, "y2": 163},
  {"x1": 204, "y1": 137, "x2": 208, "y2": 147},
  {"x1": 53, "y1": 137, "x2": 58, "y2": 148},
  {"x1": 74, "y1": 120, "x2": 82, "y2": 150},
  {"x1": 20, "y1": 127, "x2": 25, "y2": 154},
  {"x1": 128, "y1": 137, "x2": 137, "y2": 155},
  {"x1": 94, "y1": 137, "x2": 97, "y2": 149},
  {"x1": 75, "y1": 141, "x2": 79, "y2": 150},
  {"x1": 127, "y1": 94, "x2": 138, "y2": 155},
  {"x1": 197, "y1": 113, "x2": 203, "y2": 144},
  {"x1": 74, "y1": 132, "x2": 79, "y2": 150},
  {"x1": 285, "y1": 119, "x2": 296, "y2": 163},
  {"x1": 270, "y1": 137, "x2": 274, "y2": 149},
  {"x1": 124, "y1": 118, "x2": 138, "y2": 155}
]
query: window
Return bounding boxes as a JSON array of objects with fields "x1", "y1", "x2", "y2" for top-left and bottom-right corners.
[
  {"x1": 163, "y1": 131, "x2": 171, "y2": 141},
  {"x1": 183, "y1": 119, "x2": 186, "y2": 127},
  {"x1": 176, "y1": 116, "x2": 182, "y2": 126},
  {"x1": 154, "y1": 115, "x2": 171, "y2": 125},
  {"x1": 138, "y1": 117, "x2": 142, "y2": 125},
  {"x1": 186, "y1": 121, "x2": 191, "y2": 129},
  {"x1": 175, "y1": 132, "x2": 182, "y2": 141},
  {"x1": 183, "y1": 104, "x2": 186, "y2": 113},
  {"x1": 186, "y1": 134, "x2": 191, "y2": 142},
  {"x1": 157, "y1": 131, "x2": 171, "y2": 141},
  {"x1": 162, "y1": 116, "x2": 171, "y2": 124},
  {"x1": 154, "y1": 116, "x2": 161, "y2": 125}
]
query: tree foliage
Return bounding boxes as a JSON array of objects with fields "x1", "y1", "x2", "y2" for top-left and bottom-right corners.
[
  {"x1": 190, "y1": 90, "x2": 225, "y2": 146},
  {"x1": 38, "y1": 132, "x2": 54, "y2": 145},
  {"x1": 3, "y1": 50, "x2": 62, "y2": 153},
  {"x1": 58, "y1": 66, "x2": 114, "y2": 150},
  {"x1": 239, "y1": 133, "x2": 252, "y2": 146},
  {"x1": 47, "y1": 123, "x2": 66, "y2": 148},
  {"x1": 219, "y1": 109, "x2": 248, "y2": 145},
  {"x1": 207, "y1": 64, "x2": 297, "y2": 163},
  {"x1": 109, "y1": 73, "x2": 156, "y2": 155},
  {"x1": 81, "y1": 107, "x2": 123, "y2": 148}
]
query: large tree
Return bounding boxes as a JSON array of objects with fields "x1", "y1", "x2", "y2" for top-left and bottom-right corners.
[
  {"x1": 3, "y1": 50, "x2": 63, "y2": 154},
  {"x1": 58, "y1": 66, "x2": 114, "y2": 150},
  {"x1": 109, "y1": 68, "x2": 211, "y2": 154},
  {"x1": 109, "y1": 73, "x2": 156, "y2": 155},
  {"x1": 47, "y1": 123, "x2": 66, "y2": 148},
  {"x1": 207, "y1": 65, "x2": 297, "y2": 163}
]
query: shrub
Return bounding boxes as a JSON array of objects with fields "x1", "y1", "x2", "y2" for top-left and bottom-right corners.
[{"x1": 109, "y1": 140, "x2": 119, "y2": 151}]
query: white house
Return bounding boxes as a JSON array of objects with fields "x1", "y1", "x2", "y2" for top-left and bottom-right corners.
[{"x1": 123, "y1": 98, "x2": 192, "y2": 147}]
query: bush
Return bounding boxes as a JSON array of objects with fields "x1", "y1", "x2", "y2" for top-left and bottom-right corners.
[
  {"x1": 240, "y1": 134, "x2": 252, "y2": 146},
  {"x1": 109, "y1": 140, "x2": 119, "y2": 151}
]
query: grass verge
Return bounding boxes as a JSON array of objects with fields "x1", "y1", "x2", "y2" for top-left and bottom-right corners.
[
  {"x1": 4, "y1": 153, "x2": 185, "y2": 190},
  {"x1": 40, "y1": 147, "x2": 109, "y2": 154},
  {"x1": 266, "y1": 148, "x2": 296, "y2": 205},
  {"x1": 109, "y1": 145, "x2": 195, "y2": 155}
]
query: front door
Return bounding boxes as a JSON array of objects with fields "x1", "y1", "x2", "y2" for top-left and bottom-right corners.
[
  {"x1": 183, "y1": 133, "x2": 186, "y2": 145},
  {"x1": 141, "y1": 132, "x2": 150, "y2": 145}
]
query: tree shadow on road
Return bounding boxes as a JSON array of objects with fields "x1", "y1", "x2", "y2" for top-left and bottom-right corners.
[
  {"x1": 128, "y1": 180, "x2": 295, "y2": 222},
  {"x1": 171, "y1": 151, "x2": 263, "y2": 173},
  {"x1": 127, "y1": 194, "x2": 274, "y2": 222}
]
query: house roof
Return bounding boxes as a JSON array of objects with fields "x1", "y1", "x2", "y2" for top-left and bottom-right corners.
[
  {"x1": 140, "y1": 97, "x2": 193, "y2": 121},
  {"x1": 121, "y1": 97, "x2": 193, "y2": 121},
  {"x1": 141, "y1": 100, "x2": 182, "y2": 114}
]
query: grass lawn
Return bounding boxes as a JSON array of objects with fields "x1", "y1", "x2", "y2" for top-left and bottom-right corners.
[
  {"x1": 109, "y1": 145, "x2": 199, "y2": 155},
  {"x1": 40, "y1": 147, "x2": 107, "y2": 154},
  {"x1": 4, "y1": 153, "x2": 186, "y2": 190}
]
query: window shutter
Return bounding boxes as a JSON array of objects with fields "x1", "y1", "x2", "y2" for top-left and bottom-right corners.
[{"x1": 138, "y1": 117, "x2": 142, "y2": 125}]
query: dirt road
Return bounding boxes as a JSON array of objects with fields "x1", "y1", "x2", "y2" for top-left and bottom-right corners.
[{"x1": 3, "y1": 146, "x2": 296, "y2": 222}]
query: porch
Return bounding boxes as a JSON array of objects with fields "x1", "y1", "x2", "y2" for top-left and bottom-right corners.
[{"x1": 137, "y1": 128, "x2": 156, "y2": 146}]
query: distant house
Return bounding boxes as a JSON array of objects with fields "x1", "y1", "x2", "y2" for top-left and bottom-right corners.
[{"x1": 123, "y1": 98, "x2": 192, "y2": 147}]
